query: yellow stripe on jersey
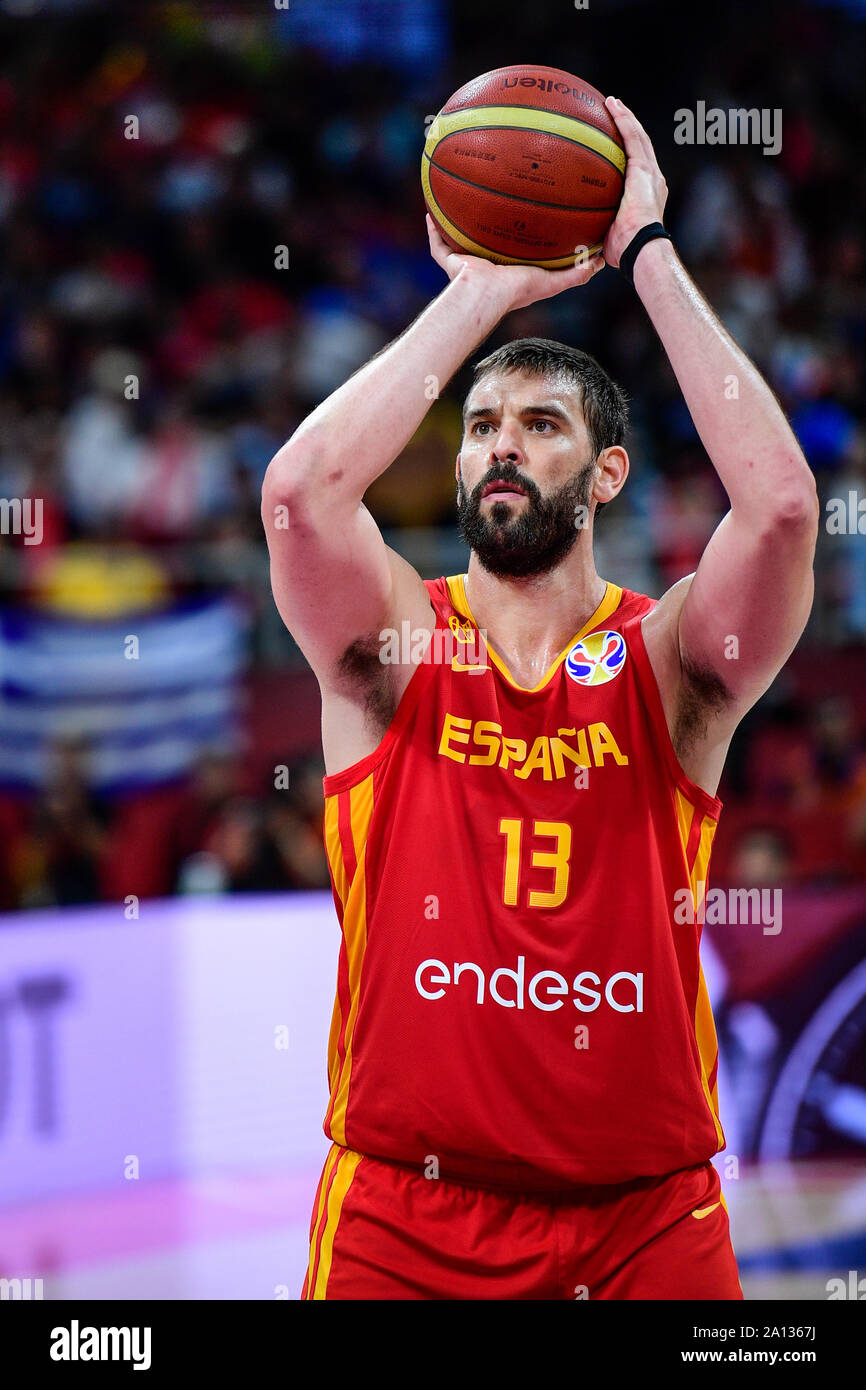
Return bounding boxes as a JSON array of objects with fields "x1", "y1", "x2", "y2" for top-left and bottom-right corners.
[
  {"x1": 695, "y1": 965, "x2": 726, "y2": 1148},
  {"x1": 673, "y1": 786, "x2": 695, "y2": 878},
  {"x1": 445, "y1": 575, "x2": 623, "y2": 692},
  {"x1": 323, "y1": 795, "x2": 346, "y2": 1094},
  {"x1": 673, "y1": 787, "x2": 725, "y2": 1149},
  {"x1": 325, "y1": 775, "x2": 375, "y2": 1148},
  {"x1": 692, "y1": 814, "x2": 716, "y2": 921},
  {"x1": 324, "y1": 795, "x2": 349, "y2": 910},
  {"x1": 327, "y1": 1000, "x2": 342, "y2": 1096}
]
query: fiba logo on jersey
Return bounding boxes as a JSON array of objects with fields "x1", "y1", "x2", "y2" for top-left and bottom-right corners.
[{"x1": 565, "y1": 630, "x2": 626, "y2": 686}]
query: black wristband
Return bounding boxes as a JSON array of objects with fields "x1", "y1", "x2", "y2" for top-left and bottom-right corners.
[{"x1": 618, "y1": 222, "x2": 672, "y2": 285}]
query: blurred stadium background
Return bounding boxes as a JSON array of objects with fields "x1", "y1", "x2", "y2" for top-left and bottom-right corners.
[{"x1": 1, "y1": 0, "x2": 864, "y2": 1300}]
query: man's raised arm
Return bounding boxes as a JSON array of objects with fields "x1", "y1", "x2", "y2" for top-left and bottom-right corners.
[{"x1": 603, "y1": 97, "x2": 819, "y2": 734}]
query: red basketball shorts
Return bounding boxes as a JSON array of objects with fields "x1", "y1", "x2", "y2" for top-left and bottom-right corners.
[{"x1": 301, "y1": 1142, "x2": 743, "y2": 1300}]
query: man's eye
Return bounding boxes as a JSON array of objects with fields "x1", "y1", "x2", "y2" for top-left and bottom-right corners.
[
  {"x1": 532, "y1": 420, "x2": 554, "y2": 431},
  {"x1": 473, "y1": 422, "x2": 493, "y2": 434}
]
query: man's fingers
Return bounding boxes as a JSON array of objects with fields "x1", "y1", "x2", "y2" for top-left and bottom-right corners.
[
  {"x1": 426, "y1": 213, "x2": 450, "y2": 266},
  {"x1": 604, "y1": 95, "x2": 638, "y2": 153},
  {"x1": 606, "y1": 96, "x2": 656, "y2": 167},
  {"x1": 557, "y1": 253, "x2": 606, "y2": 290},
  {"x1": 522, "y1": 252, "x2": 605, "y2": 299},
  {"x1": 582, "y1": 253, "x2": 606, "y2": 281},
  {"x1": 623, "y1": 107, "x2": 657, "y2": 167},
  {"x1": 425, "y1": 208, "x2": 604, "y2": 296}
]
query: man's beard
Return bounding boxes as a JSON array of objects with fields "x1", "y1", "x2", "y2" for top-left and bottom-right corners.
[{"x1": 456, "y1": 460, "x2": 595, "y2": 578}]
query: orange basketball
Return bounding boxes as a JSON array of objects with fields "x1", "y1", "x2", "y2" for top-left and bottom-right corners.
[{"x1": 422, "y1": 64, "x2": 625, "y2": 269}]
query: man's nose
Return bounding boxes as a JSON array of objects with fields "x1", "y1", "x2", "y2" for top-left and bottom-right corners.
[{"x1": 491, "y1": 424, "x2": 523, "y2": 464}]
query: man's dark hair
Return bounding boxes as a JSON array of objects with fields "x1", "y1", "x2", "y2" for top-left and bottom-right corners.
[{"x1": 465, "y1": 338, "x2": 629, "y2": 516}]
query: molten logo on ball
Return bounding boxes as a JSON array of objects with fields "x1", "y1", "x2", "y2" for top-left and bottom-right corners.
[{"x1": 501, "y1": 76, "x2": 599, "y2": 107}]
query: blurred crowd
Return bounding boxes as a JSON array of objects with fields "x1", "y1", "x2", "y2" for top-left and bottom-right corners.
[
  {"x1": 0, "y1": 0, "x2": 864, "y2": 907},
  {"x1": 0, "y1": 737, "x2": 331, "y2": 909}
]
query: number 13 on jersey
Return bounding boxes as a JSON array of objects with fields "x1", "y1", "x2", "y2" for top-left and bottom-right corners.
[{"x1": 498, "y1": 817, "x2": 573, "y2": 909}]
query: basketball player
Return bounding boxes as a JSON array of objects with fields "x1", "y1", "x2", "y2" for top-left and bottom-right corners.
[{"x1": 262, "y1": 97, "x2": 818, "y2": 1299}]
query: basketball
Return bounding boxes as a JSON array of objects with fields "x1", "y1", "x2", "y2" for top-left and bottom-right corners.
[{"x1": 422, "y1": 64, "x2": 626, "y2": 269}]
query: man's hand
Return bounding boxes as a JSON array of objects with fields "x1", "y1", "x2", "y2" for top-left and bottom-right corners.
[
  {"x1": 425, "y1": 212, "x2": 605, "y2": 312},
  {"x1": 601, "y1": 97, "x2": 668, "y2": 268}
]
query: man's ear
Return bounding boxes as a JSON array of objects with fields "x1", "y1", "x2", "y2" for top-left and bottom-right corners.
[
  {"x1": 594, "y1": 445, "x2": 629, "y2": 507},
  {"x1": 455, "y1": 452, "x2": 462, "y2": 484}
]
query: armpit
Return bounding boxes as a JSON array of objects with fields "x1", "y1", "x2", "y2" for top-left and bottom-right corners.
[
  {"x1": 334, "y1": 633, "x2": 397, "y2": 734},
  {"x1": 672, "y1": 651, "x2": 734, "y2": 759}
]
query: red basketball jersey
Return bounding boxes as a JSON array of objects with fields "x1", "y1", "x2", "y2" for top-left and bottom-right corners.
[{"x1": 320, "y1": 575, "x2": 726, "y2": 1191}]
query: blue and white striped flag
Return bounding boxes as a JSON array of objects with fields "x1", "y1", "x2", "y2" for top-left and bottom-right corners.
[{"x1": 0, "y1": 596, "x2": 249, "y2": 791}]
